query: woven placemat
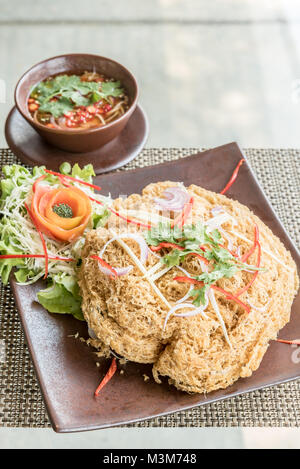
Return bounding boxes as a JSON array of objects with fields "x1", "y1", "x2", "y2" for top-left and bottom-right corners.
[{"x1": 0, "y1": 147, "x2": 299, "y2": 428}]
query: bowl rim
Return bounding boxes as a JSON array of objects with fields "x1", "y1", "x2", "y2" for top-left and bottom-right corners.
[{"x1": 14, "y1": 53, "x2": 139, "y2": 135}]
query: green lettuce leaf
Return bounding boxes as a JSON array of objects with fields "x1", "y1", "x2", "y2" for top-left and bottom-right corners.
[
  {"x1": 37, "y1": 281, "x2": 84, "y2": 321},
  {"x1": 0, "y1": 233, "x2": 24, "y2": 284},
  {"x1": 14, "y1": 268, "x2": 34, "y2": 283},
  {"x1": 92, "y1": 208, "x2": 110, "y2": 228},
  {"x1": 71, "y1": 163, "x2": 95, "y2": 183}
]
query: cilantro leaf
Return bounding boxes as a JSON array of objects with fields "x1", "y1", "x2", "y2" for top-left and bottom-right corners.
[
  {"x1": 162, "y1": 249, "x2": 181, "y2": 267},
  {"x1": 39, "y1": 97, "x2": 73, "y2": 118},
  {"x1": 190, "y1": 285, "x2": 209, "y2": 307},
  {"x1": 205, "y1": 228, "x2": 222, "y2": 245},
  {"x1": 144, "y1": 222, "x2": 184, "y2": 246},
  {"x1": 62, "y1": 90, "x2": 90, "y2": 107},
  {"x1": 144, "y1": 220, "x2": 265, "y2": 298},
  {"x1": 100, "y1": 80, "x2": 123, "y2": 97},
  {"x1": 203, "y1": 245, "x2": 233, "y2": 263}
]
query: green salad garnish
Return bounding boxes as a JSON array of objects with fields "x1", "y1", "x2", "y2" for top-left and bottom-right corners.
[{"x1": 0, "y1": 162, "x2": 111, "y2": 320}]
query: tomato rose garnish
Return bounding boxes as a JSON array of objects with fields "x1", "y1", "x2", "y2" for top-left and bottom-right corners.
[{"x1": 30, "y1": 183, "x2": 92, "y2": 242}]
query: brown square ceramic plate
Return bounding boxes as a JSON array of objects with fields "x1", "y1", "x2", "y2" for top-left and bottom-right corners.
[{"x1": 10, "y1": 142, "x2": 300, "y2": 432}]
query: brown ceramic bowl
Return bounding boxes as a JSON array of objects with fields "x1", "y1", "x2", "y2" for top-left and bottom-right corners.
[{"x1": 14, "y1": 54, "x2": 139, "y2": 153}]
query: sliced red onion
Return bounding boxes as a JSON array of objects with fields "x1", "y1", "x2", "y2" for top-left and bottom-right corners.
[
  {"x1": 175, "y1": 266, "x2": 192, "y2": 278},
  {"x1": 154, "y1": 186, "x2": 190, "y2": 212},
  {"x1": 219, "y1": 228, "x2": 234, "y2": 251},
  {"x1": 96, "y1": 233, "x2": 148, "y2": 277},
  {"x1": 97, "y1": 263, "x2": 115, "y2": 277},
  {"x1": 247, "y1": 299, "x2": 270, "y2": 312},
  {"x1": 98, "y1": 263, "x2": 133, "y2": 277},
  {"x1": 211, "y1": 206, "x2": 224, "y2": 216},
  {"x1": 242, "y1": 268, "x2": 256, "y2": 273},
  {"x1": 115, "y1": 265, "x2": 134, "y2": 276},
  {"x1": 241, "y1": 264, "x2": 264, "y2": 273},
  {"x1": 100, "y1": 233, "x2": 149, "y2": 265},
  {"x1": 163, "y1": 302, "x2": 209, "y2": 331}
]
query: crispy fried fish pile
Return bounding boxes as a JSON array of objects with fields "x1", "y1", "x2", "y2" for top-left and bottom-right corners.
[{"x1": 78, "y1": 182, "x2": 299, "y2": 393}]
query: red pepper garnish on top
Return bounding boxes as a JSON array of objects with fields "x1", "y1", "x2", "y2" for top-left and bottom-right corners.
[
  {"x1": 219, "y1": 243, "x2": 239, "y2": 258},
  {"x1": 173, "y1": 276, "x2": 250, "y2": 314},
  {"x1": 236, "y1": 225, "x2": 261, "y2": 297},
  {"x1": 32, "y1": 175, "x2": 47, "y2": 193},
  {"x1": 220, "y1": 159, "x2": 245, "y2": 195},
  {"x1": 150, "y1": 242, "x2": 184, "y2": 252},
  {"x1": 90, "y1": 255, "x2": 118, "y2": 279},
  {"x1": 150, "y1": 242, "x2": 209, "y2": 264},
  {"x1": 187, "y1": 252, "x2": 210, "y2": 264},
  {"x1": 239, "y1": 224, "x2": 259, "y2": 263},
  {"x1": 171, "y1": 196, "x2": 194, "y2": 228}
]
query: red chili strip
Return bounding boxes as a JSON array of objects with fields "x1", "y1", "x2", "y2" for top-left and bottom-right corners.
[
  {"x1": 90, "y1": 255, "x2": 118, "y2": 279},
  {"x1": 58, "y1": 175, "x2": 72, "y2": 188},
  {"x1": 89, "y1": 196, "x2": 152, "y2": 229},
  {"x1": 220, "y1": 159, "x2": 245, "y2": 195},
  {"x1": 32, "y1": 175, "x2": 47, "y2": 193},
  {"x1": 219, "y1": 243, "x2": 239, "y2": 258},
  {"x1": 44, "y1": 169, "x2": 102, "y2": 191},
  {"x1": 276, "y1": 339, "x2": 300, "y2": 346},
  {"x1": 109, "y1": 207, "x2": 152, "y2": 229},
  {"x1": 239, "y1": 224, "x2": 259, "y2": 263},
  {"x1": 150, "y1": 242, "x2": 185, "y2": 252},
  {"x1": 24, "y1": 203, "x2": 49, "y2": 279},
  {"x1": 212, "y1": 284, "x2": 250, "y2": 314},
  {"x1": 0, "y1": 254, "x2": 74, "y2": 261},
  {"x1": 94, "y1": 358, "x2": 117, "y2": 396},
  {"x1": 187, "y1": 252, "x2": 210, "y2": 264},
  {"x1": 171, "y1": 196, "x2": 194, "y2": 228},
  {"x1": 236, "y1": 239, "x2": 261, "y2": 297},
  {"x1": 173, "y1": 276, "x2": 250, "y2": 314}
]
